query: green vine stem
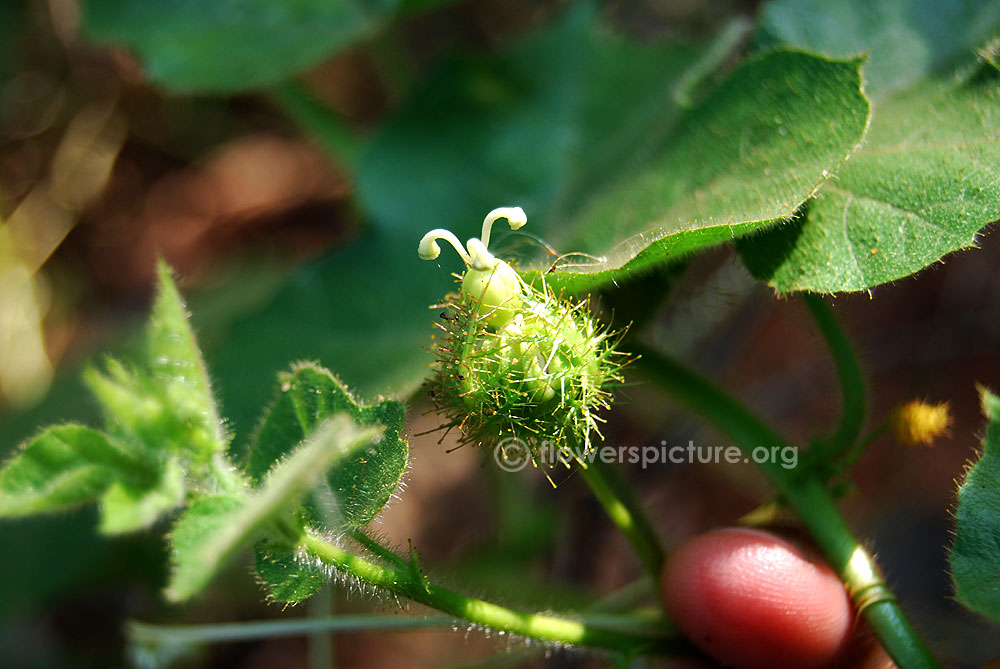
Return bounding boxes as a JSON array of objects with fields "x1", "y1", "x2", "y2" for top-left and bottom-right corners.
[
  {"x1": 129, "y1": 573, "x2": 667, "y2": 661},
  {"x1": 629, "y1": 342, "x2": 940, "y2": 669},
  {"x1": 576, "y1": 457, "x2": 666, "y2": 583},
  {"x1": 801, "y1": 294, "x2": 867, "y2": 464},
  {"x1": 302, "y1": 532, "x2": 685, "y2": 656}
]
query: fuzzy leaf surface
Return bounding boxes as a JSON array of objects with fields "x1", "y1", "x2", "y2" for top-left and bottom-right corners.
[
  {"x1": 950, "y1": 388, "x2": 1000, "y2": 621},
  {"x1": 98, "y1": 458, "x2": 185, "y2": 535},
  {"x1": 0, "y1": 425, "x2": 143, "y2": 516},
  {"x1": 85, "y1": 260, "x2": 227, "y2": 465},
  {"x1": 248, "y1": 362, "x2": 408, "y2": 526},
  {"x1": 254, "y1": 540, "x2": 330, "y2": 604},
  {"x1": 145, "y1": 259, "x2": 227, "y2": 459},
  {"x1": 167, "y1": 415, "x2": 378, "y2": 601},
  {"x1": 541, "y1": 49, "x2": 870, "y2": 292},
  {"x1": 739, "y1": 1, "x2": 1000, "y2": 292}
]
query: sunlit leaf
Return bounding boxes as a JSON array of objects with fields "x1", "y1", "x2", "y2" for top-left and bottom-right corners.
[
  {"x1": 146, "y1": 259, "x2": 228, "y2": 459},
  {"x1": 739, "y1": 77, "x2": 1000, "y2": 292},
  {"x1": 739, "y1": 2, "x2": 1000, "y2": 292},
  {"x1": 248, "y1": 361, "x2": 408, "y2": 526},
  {"x1": 98, "y1": 458, "x2": 185, "y2": 535},
  {"x1": 540, "y1": 50, "x2": 870, "y2": 293},
  {"x1": 0, "y1": 425, "x2": 140, "y2": 516},
  {"x1": 167, "y1": 415, "x2": 379, "y2": 601},
  {"x1": 85, "y1": 261, "x2": 227, "y2": 463}
]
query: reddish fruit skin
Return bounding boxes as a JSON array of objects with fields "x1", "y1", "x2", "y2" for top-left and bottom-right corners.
[{"x1": 662, "y1": 528, "x2": 855, "y2": 669}]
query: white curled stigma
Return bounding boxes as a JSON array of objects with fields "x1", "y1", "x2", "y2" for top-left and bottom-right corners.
[
  {"x1": 418, "y1": 206, "x2": 527, "y2": 328},
  {"x1": 418, "y1": 206, "x2": 526, "y2": 271}
]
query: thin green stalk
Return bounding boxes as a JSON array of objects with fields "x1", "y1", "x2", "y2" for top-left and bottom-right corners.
[
  {"x1": 630, "y1": 342, "x2": 940, "y2": 669},
  {"x1": 303, "y1": 533, "x2": 683, "y2": 655},
  {"x1": 576, "y1": 458, "x2": 665, "y2": 583},
  {"x1": 307, "y1": 587, "x2": 334, "y2": 669},
  {"x1": 128, "y1": 614, "x2": 455, "y2": 648},
  {"x1": 268, "y1": 81, "x2": 362, "y2": 170},
  {"x1": 129, "y1": 569, "x2": 674, "y2": 661},
  {"x1": 842, "y1": 423, "x2": 890, "y2": 470},
  {"x1": 802, "y1": 294, "x2": 866, "y2": 462}
]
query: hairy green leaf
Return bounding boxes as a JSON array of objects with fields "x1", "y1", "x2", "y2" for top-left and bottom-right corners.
[
  {"x1": 950, "y1": 388, "x2": 1000, "y2": 621},
  {"x1": 540, "y1": 50, "x2": 870, "y2": 293},
  {"x1": 7, "y1": 260, "x2": 232, "y2": 533},
  {"x1": 739, "y1": 3, "x2": 1000, "y2": 292},
  {"x1": 86, "y1": 261, "x2": 227, "y2": 463},
  {"x1": 248, "y1": 362, "x2": 408, "y2": 526},
  {"x1": 82, "y1": 0, "x2": 403, "y2": 92},
  {"x1": 98, "y1": 458, "x2": 185, "y2": 535},
  {"x1": 739, "y1": 77, "x2": 1000, "y2": 292},
  {"x1": 167, "y1": 493, "x2": 247, "y2": 602},
  {"x1": 254, "y1": 540, "x2": 330, "y2": 604},
  {"x1": 167, "y1": 415, "x2": 379, "y2": 601},
  {"x1": 0, "y1": 425, "x2": 140, "y2": 516},
  {"x1": 0, "y1": 421, "x2": 187, "y2": 533},
  {"x1": 147, "y1": 259, "x2": 228, "y2": 459}
]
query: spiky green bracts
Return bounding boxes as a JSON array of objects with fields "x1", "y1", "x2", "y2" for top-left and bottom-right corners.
[{"x1": 418, "y1": 208, "x2": 625, "y2": 469}]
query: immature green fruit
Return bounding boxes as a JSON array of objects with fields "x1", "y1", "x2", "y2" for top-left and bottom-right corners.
[
  {"x1": 461, "y1": 260, "x2": 522, "y2": 329},
  {"x1": 419, "y1": 207, "x2": 625, "y2": 468}
]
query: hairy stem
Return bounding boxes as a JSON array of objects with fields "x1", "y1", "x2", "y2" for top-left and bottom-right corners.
[
  {"x1": 802, "y1": 294, "x2": 866, "y2": 463},
  {"x1": 302, "y1": 533, "x2": 683, "y2": 655},
  {"x1": 576, "y1": 458, "x2": 665, "y2": 583},
  {"x1": 630, "y1": 342, "x2": 940, "y2": 669}
]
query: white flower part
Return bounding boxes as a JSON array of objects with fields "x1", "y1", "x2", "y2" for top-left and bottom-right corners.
[
  {"x1": 418, "y1": 228, "x2": 471, "y2": 264},
  {"x1": 466, "y1": 238, "x2": 498, "y2": 271},
  {"x1": 416, "y1": 206, "x2": 527, "y2": 270},
  {"x1": 417, "y1": 207, "x2": 529, "y2": 330},
  {"x1": 480, "y1": 206, "x2": 526, "y2": 250}
]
